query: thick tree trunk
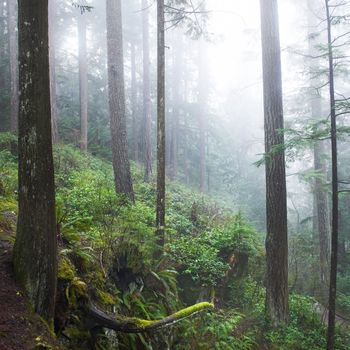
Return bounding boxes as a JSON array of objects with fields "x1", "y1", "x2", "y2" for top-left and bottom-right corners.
[
  {"x1": 156, "y1": 0, "x2": 165, "y2": 253},
  {"x1": 8, "y1": 0, "x2": 18, "y2": 133},
  {"x1": 142, "y1": 0, "x2": 152, "y2": 182},
  {"x1": 49, "y1": 0, "x2": 58, "y2": 143},
  {"x1": 260, "y1": 0, "x2": 289, "y2": 326},
  {"x1": 78, "y1": 11, "x2": 88, "y2": 151},
  {"x1": 14, "y1": 0, "x2": 57, "y2": 322},
  {"x1": 106, "y1": 0, "x2": 134, "y2": 201},
  {"x1": 325, "y1": 0, "x2": 339, "y2": 348}
]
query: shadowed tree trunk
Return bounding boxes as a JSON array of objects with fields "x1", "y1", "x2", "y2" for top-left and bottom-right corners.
[
  {"x1": 78, "y1": 10, "x2": 88, "y2": 151},
  {"x1": 260, "y1": 0, "x2": 289, "y2": 326},
  {"x1": 156, "y1": 0, "x2": 165, "y2": 254},
  {"x1": 8, "y1": 0, "x2": 18, "y2": 133},
  {"x1": 142, "y1": 0, "x2": 152, "y2": 182},
  {"x1": 13, "y1": 0, "x2": 57, "y2": 322},
  {"x1": 106, "y1": 0, "x2": 134, "y2": 201},
  {"x1": 49, "y1": 0, "x2": 58, "y2": 143},
  {"x1": 325, "y1": 0, "x2": 339, "y2": 348}
]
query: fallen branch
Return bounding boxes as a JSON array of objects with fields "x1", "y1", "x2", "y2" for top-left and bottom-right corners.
[{"x1": 86, "y1": 301, "x2": 214, "y2": 333}]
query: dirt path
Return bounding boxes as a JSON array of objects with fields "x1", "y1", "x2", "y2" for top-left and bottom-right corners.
[{"x1": 0, "y1": 228, "x2": 63, "y2": 350}]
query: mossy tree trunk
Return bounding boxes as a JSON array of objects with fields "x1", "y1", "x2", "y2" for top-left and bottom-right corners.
[{"x1": 14, "y1": 0, "x2": 57, "y2": 322}]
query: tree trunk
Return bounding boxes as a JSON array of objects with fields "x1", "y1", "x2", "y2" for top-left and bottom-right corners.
[
  {"x1": 170, "y1": 32, "x2": 183, "y2": 180},
  {"x1": 325, "y1": 0, "x2": 339, "y2": 348},
  {"x1": 49, "y1": 0, "x2": 58, "y2": 143},
  {"x1": 106, "y1": 0, "x2": 134, "y2": 201},
  {"x1": 14, "y1": 0, "x2": 57, "y2": 322},
  {"x1": 0, "y1": 0, "x2": 8, "y2": 131},
  {"x1": 8, "y1": 0, "x2": 18, "y2": 133},
  {"x1": 260, "y1": 0, "x2": 289, "y2": 326},
  {"x1": 198, "y1": 39, "x2": 206, "y2": 193},
  {"x1": 78, "y1": 11, "x2": 88, "y2": 151},
  {"x1": 130, "y1": 42, "x2": 138, "y2": 161},
  {"x1": 142, "y1": 0, "x2": 152, "y2": 182},
  {"x1": 156, "y1": 0, "x2": 165, "y2": 254},
  {"x1": 307, "y1": 0, "x2": 331, "y2": 301}
]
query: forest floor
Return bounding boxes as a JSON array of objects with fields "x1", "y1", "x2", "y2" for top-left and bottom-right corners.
[{"x1": 0, "y1": 218, "x2": 63, "y2": 350}]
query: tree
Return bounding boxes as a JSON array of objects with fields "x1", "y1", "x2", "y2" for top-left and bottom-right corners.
[
  {"x1": 142, "y1": 0, "x2": 152, "y2": 182},
  {"x1": 307, "y1": 0, "x2": 330, "y2": 300},
  {"x1": 49, "y1": 0, "x2": 59, "y2": 143},
  {"x1": 8, "y1": 0, "x2": 18, "y2": 133},
  {"x1": 13, "y1": 0, "x2": 57, "y2": 322},
  {"x1": 106, "y1": 0, "x2": 134, "y2": 201},
  {"x1": 156, "y1": 0, "x2": 166, "y2": 253},
  {"x1": 325, "y1": 0, "x2": 339, "y2": 348},
  {"x1": 259, "y1": 0, "x2": 289, "y2": 325},
  {"x1": 198, "y1": 38, "x2": 207, "y2": 192},
  {"x1": 77, "y1": 8, "x2": 88, "y2": 151}
]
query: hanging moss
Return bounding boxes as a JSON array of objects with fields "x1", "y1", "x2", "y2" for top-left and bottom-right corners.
[{"x1": 96, "y1": 289, "x2": 118, "y2": 306}]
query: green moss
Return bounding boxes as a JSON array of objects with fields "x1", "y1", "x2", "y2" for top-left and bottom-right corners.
[
  {"x1": 63, "y1": 325, "x2": 90, "y2": 340},
  {"x1": 96, "y1": 289, "x2": 117, "y2": 306},
  {"x1": 171, "y1": 302, "x2": 214, "y2": 320},
  {"x1": 58, "y1": 257, "x2": 76, "y2": 281}
]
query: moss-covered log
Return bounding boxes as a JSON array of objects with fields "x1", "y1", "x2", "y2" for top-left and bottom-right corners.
[{"x1": 86, "y1": 302, "x2": 214, "y2": 333}]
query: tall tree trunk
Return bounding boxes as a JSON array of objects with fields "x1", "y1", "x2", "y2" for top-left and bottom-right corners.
[
  {"x1": 156, "y1": 0, "x2": 165, "y2": 254},
  {"x1": 142, "y1": 0, "x2": 152, "y2": 182},
  {"x1": 198, "y1": 39, "x2": 206, "y2": 193},
  {"x1": 49, "y1": 0, "x2": 58, "y2": 143},
  {"x1": 170, "y1": 31, "x2": 182, "y2": 180},
  {"x1": 130, "y1": 42, "x2": 138, "y2": 161},
  {"x1": 8, "y1": 0, "x2": 18, "y2": 133},
  {"x1": 325, "y1": 0, "x2": 339, "y2": 348},
  {"x1": 0, "y1": 0, "x2": 8, "y2": 131},
  {"x1": 307, "y1": 0, "x2": 330, "y2": 301},
  {"x1": 106, "y1": 0, "x2": 134, "y2": 201},
  {"x1": 14, "y1": 0, "x2": 57, "y2": 322},
  {"x1": 260, "y1": 0, "x2": 289, "y2": 326},
  {"x1": 78, "y1": 11, "x2": 88, "y2": 151}
]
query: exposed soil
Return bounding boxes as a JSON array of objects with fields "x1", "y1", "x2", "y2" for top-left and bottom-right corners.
[{"x1": 0, "y1": 223, "x2": 64, "y2": 350}]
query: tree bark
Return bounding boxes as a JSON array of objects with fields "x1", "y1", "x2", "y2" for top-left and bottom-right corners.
[
  {"x1": 260, "y1": 0, "x2": 289, "y2": 326},
  {"x1": 106, "y1": 0, "x2": 134, "y2": 201},
  {"x1": 156, "y1": 0, "x2": 165, "y2": 254},
  {"x1": 325, "y1": 0, "x2": 339, "y2": 348},
  {"x1": 8, "y1": 0, "x2": 18, "y2": 133},
  {"x1": 49, "y1": 0, "x2": 59, "y2": 143},
  {"x1": 78, "y1": 11, "x2": 88, "y2": 151},
  {"x1": 14, "y1": 0, "x2": 57, "y2": 322},
  {"x1": 142, "y1": 0, "x2": 152, "y2": 182}
]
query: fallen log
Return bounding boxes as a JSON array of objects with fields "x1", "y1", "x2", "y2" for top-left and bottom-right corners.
[{"x1": 86, "y1": 301, "x2": 214, "y2": 333}]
